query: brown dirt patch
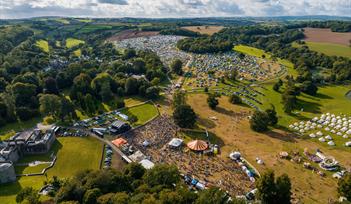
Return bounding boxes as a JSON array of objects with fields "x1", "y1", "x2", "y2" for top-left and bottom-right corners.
[
  {"x1": 107, "y1": 30, "x2": 159, "y2": 41},
  {"x1": 303, "y1": 27, "x2": 351, "y2": 46},
  {"x1": 187, "y1": 94, "x2": 351, "y2": 204},
  {"x1": 182, "y1": 26, "x2": 224, "y2": 35}
]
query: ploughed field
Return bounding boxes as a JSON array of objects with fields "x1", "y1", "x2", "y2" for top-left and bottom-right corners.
[
  {"x1": 181, "y1": 26, "x2": 224, "y2": 35},
  {"x1": 303, "y1": 27, "x2": 351, "y2": 46}
]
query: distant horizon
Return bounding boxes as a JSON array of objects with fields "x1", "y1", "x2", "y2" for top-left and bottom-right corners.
[
  {"x1": 1, "y1": 0, "x2": 350, "y2": 19},
  {"x1": 2, "y1": 15, "x2": 351, "y2": 21}
]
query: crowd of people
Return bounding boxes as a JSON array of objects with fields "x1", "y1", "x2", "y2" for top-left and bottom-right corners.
[{"x1": 120, "y1": 115, "x2": 253, "y2": 195}]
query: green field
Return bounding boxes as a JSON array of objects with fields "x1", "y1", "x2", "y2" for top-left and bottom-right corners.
[
  {"x1": 65, "y1": 38, "x2": 85, "y2": 48},
  {"x1": 56, "y1": 18, "x2": 70, "y2": 24},
  {"x1": 0, "y1": 117, "x2": 42, "y2": 137},
  {"x1": 121, "y1": 102, "x2": 159, "y2": 126},
  {"x1": 0, "y1": 137, "x2": 103, "y2": 204},
  {"x1": 78, "y1": 24, "x2": 113, "y2": 34},
  {"x1": 73, "y1": 49, "x2": 81, "y2": 57},
  {"x1": 292, "y1": 42, "x2": 351, "y2": 58},
  {"x1": 35, "y1": 39, "x2": 49, "y2": 52},
  {"x1": 234, "y1": 45, "x2": 272, "y2": 59},
  {"x1": 15, "y1": 163, "x2": 51, "y2": 175}
]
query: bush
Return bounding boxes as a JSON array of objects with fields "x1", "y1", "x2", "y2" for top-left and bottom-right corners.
[
  {"x1": 173, "y1": 104, "x2": 196, "y2": 128},
  {"x1": 250, "y1": 110, "x2": 269, "y2": 132},
  {"x1": 229, "y1": 94, "x2": 242, "y2": 104}
]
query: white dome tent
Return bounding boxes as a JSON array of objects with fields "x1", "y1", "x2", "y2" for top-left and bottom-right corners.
[{"x1": 328, "y1": 141, "x2": 335, "y2": 146}]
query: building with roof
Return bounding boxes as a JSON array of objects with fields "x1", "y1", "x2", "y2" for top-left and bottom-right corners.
[{"x1": 110, "y1": 120, "x2": 131, "y2": 134}]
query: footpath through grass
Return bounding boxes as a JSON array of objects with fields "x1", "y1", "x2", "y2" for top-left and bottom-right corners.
[{"x1": 0, "y1": 137, "x2": 103, "y2": 204}]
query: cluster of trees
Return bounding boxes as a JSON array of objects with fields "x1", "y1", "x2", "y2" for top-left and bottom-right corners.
[
  {"x1": 0, "y1": 23, "x2": 166, "y2": 127},
  {"x1": 302, "y1": 21, "x2": 351, "y2": 32},
  {"x1": 172, "y1": 91, "x2": 197, "y2": 128},
  {"x1": 17, "y1": 163, "x2": 246, "y2": 204},
  {"x1": 256, "y1": 170, "x2": 292, "y2": 204},
  {"x1": 170, "y1": 59, "x2": 183, "y2": 76},
  {"x1": 250, "y1": 105, "x2": 278, "y2": 132},
  {"x1": 177, "y1": 37, "x2": 232, "y2": 53},
  {"x1": 207, "y1": 94, "x2": 219, "y2": 110}
]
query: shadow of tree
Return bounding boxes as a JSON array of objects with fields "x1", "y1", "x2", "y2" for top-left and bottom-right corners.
[
  {"x1": 265, "y1": 129, "x2": 297, "y2": 143},
  {"x1": 197, "y1": 117, "x2": 216, "y2": 129},
  {"x1": 296, "y1": 99, "x2": 322, "y2": 114}
]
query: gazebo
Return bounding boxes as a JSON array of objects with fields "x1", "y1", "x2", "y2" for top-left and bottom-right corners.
[
  {"x1": 112, "y1": 138, "x2": 127, "y2": 147},
  {"x1": 187, "y1": 140, "x2": 208, "y2": 151}
]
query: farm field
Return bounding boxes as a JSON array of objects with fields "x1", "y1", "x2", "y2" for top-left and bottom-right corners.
[
  {"x1": 35, "y1": 39, "x2": 49, "y2": 52},
  {"x1": 65, "y1": 38, "x2": 85, "y2": 48},
  {"x1": 182, "y1": 26, "x2": 224, "y2": 35},
  {"x1": 0, "y1": 137, "x2": 103, "y2": 204},
  {"x1": 186, "y1": 93, "x2": 351, "y2": 204},
  {"x1": 292, "y1": 41, "x2": 351, "y2": 58},
  {"x1": 303, "y1": 27, "x2": 351, "y2": 46},
  {"x1": 108, "y1": 30, "x2": 159, "y2": 41}
]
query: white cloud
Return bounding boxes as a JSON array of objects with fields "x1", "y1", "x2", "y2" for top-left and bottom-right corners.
[{"x1": 0, "y1": 0, "x2": 350, "y2": 19}]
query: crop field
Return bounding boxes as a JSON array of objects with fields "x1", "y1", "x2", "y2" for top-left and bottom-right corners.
[
  {"x1": 65, "y1": 38, "x2": 85, "y2": 48},
  {"x1": 303, "y1": 27, "x2": 351, "y2": 46},
  {"x1": 182, "y1": 26, "x2": 224, "y2": 35},
  {"x1": 0, "y1": 137, "x2": 103, "y2": 204},
  {"x1": 78, "y1": 24, "x2": 113, "y2": 34},
  {"x1": 186, "y1": 94, "x2": 351, "y2": 204},
  {"x1": 292, "y1": 41, "x2": 351, "y2": 58},
  {"x1": 35, "y1": 39, "x2": 49, "y2": 52}
]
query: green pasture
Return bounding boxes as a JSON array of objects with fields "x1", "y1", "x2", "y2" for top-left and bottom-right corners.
[
  {"x1": 120, "y1": 102, "x2": 159, "y2": 126},
  {"x1": 292, "y1": 42, "x2": 351, "y2": 58},
  {"x1": 78, "y1": 24, "x2": 113, "y2": 34},
  {"x1": 65, "y1": 38, "x2": 85, "y2": 48},
  {"x1": 234, "y1": 45, "x2": 272, "y2": 59},
  {"x1": 35, "y1": 40, "x2": 49, "y2": 52},
  {"x1": 0, "y1": 137, "x2": 103, "y2": 203}
]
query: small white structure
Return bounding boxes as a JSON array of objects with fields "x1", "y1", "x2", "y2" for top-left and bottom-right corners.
[
  {"x1": 168, "y1": 138, "x2": 183, "y2": 148},
  {"x1": 319, "y1": 137, "x2": 326, "y2": 142},
  {"x1": 345, "y1": 141, "x2": 351, "y2": 147},
  {"x1": 316, "y1": 131, "x2": 323, "y2": 136},
  {"x1": 229, "y1": 152, "x2": 241, "y2": 160},
  {"x1": 309, "y1": 133, "x2": 316, "y2": 138},
  {"x1": 139, "y1": 159, "x2": 155, "y2": 169},
  {"x1": 325, "y1": 135, "x2": 333, "y2": 140},
  {"x1": 328, "y1": 141, "x2": 335, "y2": 146}
]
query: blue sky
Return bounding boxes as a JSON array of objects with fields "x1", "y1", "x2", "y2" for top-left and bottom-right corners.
[{"x1": 0, "y1": 0, "x2": 350, "y2": 19}]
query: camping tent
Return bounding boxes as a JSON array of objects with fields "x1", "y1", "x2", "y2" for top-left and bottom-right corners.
[
  {"x1": 112, "y1": 138, "x2": 127, "y2": 147},
  {"x1": 168, "y1": 138, "x2": 183, "y2": 148},
  {"x1": 187, "y1": 140, "x2": 208, "y2": 151},
  {"x1": 139, "y1": 159, "x2": 155, "y2": 169}
]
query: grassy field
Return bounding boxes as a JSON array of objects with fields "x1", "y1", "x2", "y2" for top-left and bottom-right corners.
[
  {"x1": 0, "y1": 117, "x2": 42, "y2": 136},
  {"x1": 73, "y1": 49, "x2": 81, "y2": 57},
  {"x1": 234, "y1": 45, "x2": 272, "y2": 59},
  {"x1": 35, "y1": 40, "x2": 49, "y2": 52},
  {"x1": 65, "y1": 38, "x2": 85, "y2": 48},
  {"x1": 292, "y1": 41, "x2": 351, "y2": 58},
  {"x1": 120, "y1": 102, "x2": 159, "y2": 126},
  {"x1": 181, "y1": 26, "x2": 224, "y2": 35},
  {"x1": 78, "y1": 24, "x2": 113, "y2": 34},
  {"x1": 0, "y1": 130, "x2": 16, "y2": 141},
  {"x1": 56, "y1": 18, "x2": 70, "y2": 24},
  {"x1": 0, "y1": 137, "x2": 103, "y2": 204},
  {"x1": 186, "y1": 93, "x2": 351, "y2": 204},
  {"x1": 15, "y1": 163, "x2": 51, "y2": 175}
]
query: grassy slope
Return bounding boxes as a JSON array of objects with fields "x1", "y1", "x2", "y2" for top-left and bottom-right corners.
[
  {"x1": 292, "y1": 42, "x2": 351, "y2": 58},
  {"x1": 35, "y1": 40, "x2": 49, "y2": 52},
  {"x1": 0, "y1": 137, "x2": 103, "y2": 204},
  {"x1": 121, "y1": 102, "x2": 158, "y2": 126},
  {"x1": 65, "y1": 38, "x2": 85, "y2": 48}
]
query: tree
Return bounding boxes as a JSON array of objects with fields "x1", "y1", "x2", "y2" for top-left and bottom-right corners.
[
  {"x1": 145, "y1": 86, "x2": 160, "y2": 99},
  {"x1": 44, "y1": 77, "x2": 59, "y2": 94},
  {"x1": 256, "y1": 170, "x2": 292, "y2": 204},
  {"x1": 195, "y1": 187, "x2": 231, "y2": 204},
  {"x1": 229, "y1": 94, "x2": 242, "y2": 104},
  {"x1": 16, "y1": 187, "x2": 40, "y2": 204},
  {"x1": 301, "y1": 81, "x2": 318, "y2": 96},
  {"x1": 250, "y1": 110, "x2": 269, "y2": 132},
  {"x1": 265, "y1": 105, "x2": 278, "y2": 126},
  {"x1": 338, "y1": 174, "x2": 351, "y2": 201},
  {"x1": 143, "y1": 164, "x2": 180, "y2": 187},
  {"x1": 173, "y1": 104, "x2": 196, "y2": 128},
  {"x1": 125, "y1": 77, "x2": 138, "y2": 95},
  {"x1": 123, "y1": 163, "x2": 146, "y2": 180},
  {"x1": 83, "y1": 188, "x2": 102, "y2": 204},
  {"x1": 39, "y1": 94, "x2": 61, "y2": 119},
  {"x1": 123, "y1": 49, "x2": 136, "y2": 59},
  {"x1": 207, "y1": 94, "x2": 219, "y2": 109},
  {"x1": 256, "y1": 170, "x2": 277, "y2": 204},
  {"x1": 172, "y1": 91, "x2": 186, "y2": 108},
  {"x1": 276, "y1": 174, "x2": 292, "y2": 204},
  {"x1": 171, "y1": 59, "x2": 183, "y2": 75},
  {"x1": 60, "y1": 97, "x2": 77, "y2": 121}
]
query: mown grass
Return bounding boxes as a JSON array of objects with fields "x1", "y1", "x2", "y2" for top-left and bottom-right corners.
[
  {"x1": 0, "y1": 117, "x2": 42, "y2": 136},
  {"x1": 0, "y1": 137, "x2": 103, "y2": 204},
  {"x1": 35, "y1": 40, "x2": 49, "y2": 52},
  {"x1": 234, "y1": 45, "x2": 272, "y2": 58},
  {"x1": 120, "y1": 102, "x2": 158, "y2": 126},
  {"x1": 292, "y1": 41, "x2": 351, "y2": 58},
  {"x1": 15, "y1": 163, "x2": 51, "y2": 175},
  {"x1": 65, "y1": 38, "x2": 85, "y2": 48}
]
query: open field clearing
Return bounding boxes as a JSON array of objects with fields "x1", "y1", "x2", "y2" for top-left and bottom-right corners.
[
  {"x1": 35, "y1": 39, "x2": 49, "y2": 52},
  {"x1": 234, "y1": 45, "x2": 272, "y2": 59},
  {"x1": 65, "y1": 38, "x2": 85, "y2": 48},
  {"x1": 303, "y1": 27, "x2": 351, "y2": 46},
  {"x1": 0, "y1": 137, "x2": 103, "y2": 204},
  {"x1": 187, "y1": 94, "x2": 351, "y2": 204},
  {"x1": 120, "y1": 102, "x2": 159, "y2": 126},
  {"x1": 108, "y1": 30, "x2": 159, "y2": 41},
  {"x1": 182, "y1": 26, "x2": 224, "y2": 35},
  {"x1": 292, "y1": 41, "x2": 351, "y2": 58}
]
